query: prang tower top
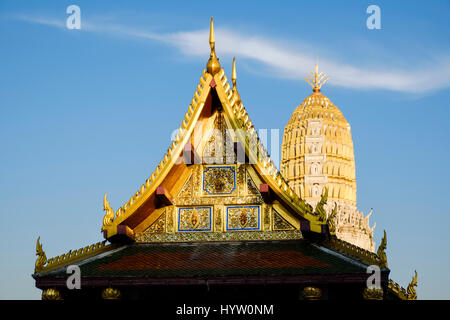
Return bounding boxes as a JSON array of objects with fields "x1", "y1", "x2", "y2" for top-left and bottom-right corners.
[{"x1": 280, "y1": 65, "x2": 375, "y2": 251}]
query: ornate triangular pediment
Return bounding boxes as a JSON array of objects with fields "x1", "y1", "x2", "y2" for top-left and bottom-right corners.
[{"x1": 101, "y1": 19, "x2": 327, "y2": 243}]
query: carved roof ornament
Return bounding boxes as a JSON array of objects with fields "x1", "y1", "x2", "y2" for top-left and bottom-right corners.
[
  {"x1": 388, "y1": 270, "x2": 418, "y2": 300},
  {"x1": 363, "y1": 287, "x2": 384, "y2": 300},
  {"x1": 34, "y1": 240, "x2": 110, "y2": 274},
  {"x1": 102, "y1": 287, "x2": 121, "y2": 300},
  {"x1": 302, "y1": 286, "x2": 322, "y2": 300},
  {"x1": 314, "y1": 187, "x2": 328, "y2": 222},
  {"x1": 305, "y1": 64, "x2": 329, "y2": 93},
  {"x1": 42, "y1": 288, "x2": 63, "y2": 300},
  {"x1": 407, "y1": 270, "x2": 418, "y2": 300},
  {"x1": 327, "y1": 202, "x2": 338, "y2": 234},
  {"x1": 206, "y1": 17, "x2": 221, "y2": 75},
  {"x1": 376, "y1": 230, "x2": 388, "y2": 268},
  {"x1": 102, "y1": 192, "x2": 115, "y2": 230},
  {"x1": 35, "y1": 236, "x2": 47, "y2": 273}
]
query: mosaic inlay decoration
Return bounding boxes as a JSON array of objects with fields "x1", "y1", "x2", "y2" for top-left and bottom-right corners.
[
  {"x1": 178, "y1": 207, "x2": 212, "y2": 231},
  {"x1": 203, "y1": 166, "x2": 236, "y2": 195},
  {"x1": 136, "y1": 230, "x2": 303, "y2": 243},
  {"x1": 273, "y1": 210, "x2": 295, "y2": 231},
  {"x1": 247, "y1": 174, "x2": 259, "y2": 195},
  {"x1": 145, "y1": 211, "x2": 166, "y2": 233},
  {"x1": 226, "y1": 206, "x2": 260, "y2": 231}
]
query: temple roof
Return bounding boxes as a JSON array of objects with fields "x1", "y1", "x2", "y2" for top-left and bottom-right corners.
[{"x1": 35, "y1": 240, "x2": 377, "y2": 283}]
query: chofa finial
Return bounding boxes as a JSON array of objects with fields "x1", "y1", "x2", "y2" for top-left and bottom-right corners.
[
  {"x1": 376, "y1": 230, "x2": 388, "y2": 268},
  {"x1": 102, "y1": 192, "x2": 115, "y2": 229},
  {"x1": 206, "y1": 17, "x2": 221, "y2": 75},
  {"x1": 407, "y1": 270, "x2": 418, "y2": 300},
  {"x1": 35, "y1": 236, "x2": 47, "y2": 273},
  {"x1": 305, "y1": 63, "x2": 329, "y2": 93}
]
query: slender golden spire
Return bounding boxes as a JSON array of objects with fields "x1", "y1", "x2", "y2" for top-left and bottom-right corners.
[
  {"x1": 305, "y1": 63, "x2": 329, "y2": 93},
  {"x1": 232, "y1": 57, "x2": 237, "y2": 85},
  {"x1": 206, "y1": 17, "x2": 221, "y2": 75},
  {"x1": 209, "y1": 16, "x2": 215, "y2": 46},
  {"x1": 231, "y1": 57, "x2": 241, "y2": 104}
]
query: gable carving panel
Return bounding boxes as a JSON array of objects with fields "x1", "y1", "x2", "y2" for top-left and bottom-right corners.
[{"x1": 226, "y1": 205, "x2": 260, "y2": 231}]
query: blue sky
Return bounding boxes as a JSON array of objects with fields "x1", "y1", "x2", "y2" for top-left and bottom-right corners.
[{"x1": 0, "y1": 0, "x2": 449, "y2": 299}]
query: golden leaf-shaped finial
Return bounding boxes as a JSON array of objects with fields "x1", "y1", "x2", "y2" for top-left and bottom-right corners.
[
  {"x1": 305, "y1": 64, "x2": 329, "y2": 93},
  {"x1": 376, "y1": 230, "x2": 388, "y2": 268},
  {"x1": 102, "y1": 193, "x2": 115, "y2": 229},
  {"x1": 35, "y1": 236, "x2": 47, "y2": 273}
]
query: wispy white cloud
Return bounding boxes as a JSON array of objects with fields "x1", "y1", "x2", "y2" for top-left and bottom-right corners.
[
  {"x1": 12, "y1": 14, "x2": 450, "y2": 94},
  {"x1": 14, "y1": 14, "x2": 66, "y2": 29}
]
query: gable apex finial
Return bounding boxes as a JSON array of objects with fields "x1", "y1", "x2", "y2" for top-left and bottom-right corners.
[
  {"x1": 209, "y1": 16, "x2": 215, "y2": 48},
  {"x1": 206, "y1": 17, "x2": 221, "y2": 75}
]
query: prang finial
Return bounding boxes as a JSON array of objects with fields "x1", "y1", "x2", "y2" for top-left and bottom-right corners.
[
  {"x1": 305, "y1": 63, "x2": 329, "y2": 93},
  {"x1": 206, "y1": 17, "x2": 221, "y2": 75}
]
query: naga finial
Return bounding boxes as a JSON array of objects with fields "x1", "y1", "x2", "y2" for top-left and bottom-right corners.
[
  {"x1": 206, "y1": 17, "x2": 221, "y2": 75},
  {"x1": 35, "y1": 236, "x2": 47, "y2": 273},
  {"x1": 102, "y1": 192, "x2": 115, "y2": 229},
  {"x1": 305, "y1": 64, "x2": 329, "y2": 93},
  {"x1": 376, "y1": 230, "x2": 388, "y2": 268},
  {"x1": 327, "y1": 202, "x2": 338, "y2": 234},
  {"x1": 314, "y1": 187, "x2": 328, "y2": 222},
  {"x1": 407, "y1": 270, "x2": 418, "y2": 300}
]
